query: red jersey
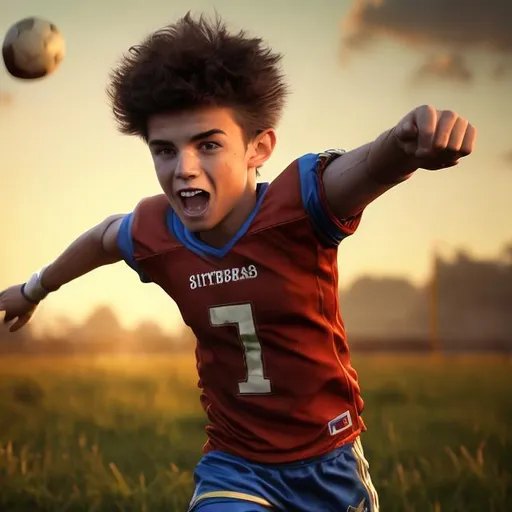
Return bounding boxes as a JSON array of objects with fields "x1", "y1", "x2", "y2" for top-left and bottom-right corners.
[{"x1": 118, "y1": 150, "x2": 366, "y2": 463}]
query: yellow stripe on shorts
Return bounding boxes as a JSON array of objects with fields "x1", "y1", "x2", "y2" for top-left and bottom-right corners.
[
  {"x1": 352, "y1": 437, "x2": 380, "y2": 511},
  {"x1": 189, "y1": 490, "x2": 273, "y2": 510}
]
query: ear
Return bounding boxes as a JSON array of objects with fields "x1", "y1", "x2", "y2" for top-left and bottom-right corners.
[{"x1": 247, "y1": 129, "x2": 276, "y2": 169}]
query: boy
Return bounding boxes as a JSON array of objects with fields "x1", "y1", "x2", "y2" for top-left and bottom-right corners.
[{"x1": 0, "y1": 13, "x2": 475, "y2": 512}]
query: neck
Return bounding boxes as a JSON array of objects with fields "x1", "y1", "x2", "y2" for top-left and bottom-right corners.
[{"x1": 199, "y1": 183, "x2": 259, "y2": 248}]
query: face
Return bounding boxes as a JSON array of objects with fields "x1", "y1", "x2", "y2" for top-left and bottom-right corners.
[{"x1": 147, "y1": 107, "x2": 275, "y2": 241}]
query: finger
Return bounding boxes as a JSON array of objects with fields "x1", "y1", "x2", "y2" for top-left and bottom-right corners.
[
  {"x1": 415, "y1": 106, "x2": 438, "y2": 156},
  {"x1": 446, "y1": 117, "x2": 469, "y2": 152},
  {"x1": 3, "y1": 312, "x2": 16, "y2": 324},
  {"x1": 395, "y1": 119, "x2": 418, "y2": 141},
  {"x1": 10, "y1": 313, "x2": 32, "y2": 332},
  {"x1": 433, "y1": 111, "x2": 459, "y2": 150},
  {"x1": 438, "y1": 160, "x2": 460, "y2": 170},
  {"x1": 459, "y1": 123, "x2": 477, "y2": 157}
]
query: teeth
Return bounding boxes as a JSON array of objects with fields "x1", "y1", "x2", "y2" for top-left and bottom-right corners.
[{"x1": 180, "y1": 190, "x2": 203, "y2": 198}]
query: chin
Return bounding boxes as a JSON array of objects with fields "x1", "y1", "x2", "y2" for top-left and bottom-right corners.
[{"x1": 180, "y1": 214, "x2": 219, "y2": 233}]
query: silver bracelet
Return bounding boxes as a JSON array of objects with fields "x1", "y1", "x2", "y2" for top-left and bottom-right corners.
[{"x1": 22, "y1": 266, "x2": 51, "y2": 303}]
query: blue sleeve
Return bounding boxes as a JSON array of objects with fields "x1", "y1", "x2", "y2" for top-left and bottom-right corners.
[
  {"x1": 298, "y1": 151, "x2": 361, "y2": 247},
  {"x1": 117, "y1": 213, "x2": 151, "y2": 283}
]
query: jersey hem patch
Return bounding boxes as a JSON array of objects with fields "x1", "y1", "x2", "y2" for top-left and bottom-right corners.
[{"x1": 328, "y1": 410, "x2": 353, "y2": 436}]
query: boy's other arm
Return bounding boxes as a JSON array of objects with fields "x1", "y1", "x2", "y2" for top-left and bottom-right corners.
[
  {"x1": 41, "y1": 214, "x2": 124, "y2": 291},
  {"x1": 321, "y1": 105, "x2": 477, "y2": 220},
  {"x1": 0, "y1": 214, "x2": 126, "y2": 332}
]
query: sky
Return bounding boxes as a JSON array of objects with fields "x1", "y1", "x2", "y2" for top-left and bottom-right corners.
[{"x1": 0, "y1": 0, "x2": 511, "y2": 334}]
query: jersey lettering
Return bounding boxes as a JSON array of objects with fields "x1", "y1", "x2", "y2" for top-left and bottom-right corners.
[{"x1": 189, "y1": 264, "x2": 258, "y2": 290}]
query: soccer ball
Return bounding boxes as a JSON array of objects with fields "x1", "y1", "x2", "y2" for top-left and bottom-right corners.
[{"x1": 2, "y1": 17, "x2": 65, "y2": 80}]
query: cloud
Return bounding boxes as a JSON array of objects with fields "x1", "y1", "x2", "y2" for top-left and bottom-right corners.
[
  {"x1": 0, "y1": 92, "x2": 13, "y2": 108},
  {"x1": 504, "y1": 150, "x2": 512, "y2": 165},
  {"x1": 341, "y1": 0, "x2": 512, "y2": 81},
  {"x1": 493, "y1": 59, "x2": 512, "y2": 79},
  {"x1": 412, "y1": 53, "x2": 473, "y2": 83}
]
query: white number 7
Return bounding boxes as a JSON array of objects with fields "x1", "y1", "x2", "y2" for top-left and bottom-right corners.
[{"x1": 209, "y1": 303, "x2": 272, "y2": 394}]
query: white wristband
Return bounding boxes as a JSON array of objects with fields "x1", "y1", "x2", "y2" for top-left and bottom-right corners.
[{"x1": 23, "y1": 266, "x2": 51, "y2": 303}]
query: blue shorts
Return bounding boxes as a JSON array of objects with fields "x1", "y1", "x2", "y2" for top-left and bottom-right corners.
[{"x1": 188, "y1": 437, "x2": 379, "y2": 512}]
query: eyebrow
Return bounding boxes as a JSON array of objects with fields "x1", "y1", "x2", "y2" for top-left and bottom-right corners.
[{"x1": 148, "y1": 129, "x2": 226, "y2": 147}]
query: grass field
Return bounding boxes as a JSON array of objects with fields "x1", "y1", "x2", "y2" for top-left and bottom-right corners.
[{"x1": 0, "y1": 354, "x2": 510, "y2": 512}]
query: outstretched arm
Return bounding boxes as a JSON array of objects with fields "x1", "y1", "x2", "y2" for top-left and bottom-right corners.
[
  {"x1": 41, "y1": 214, "x2": 124, "y2": 291},
  {"x1": 0, "y1": 214, "x2": 125, "y2": 332},
  {"x1": 322, "y1": 105, "x2": 477, "y2": 220}
]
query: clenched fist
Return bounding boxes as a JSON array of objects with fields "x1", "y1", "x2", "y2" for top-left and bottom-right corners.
[
  {"x1": 0, "y1": 284, "x2": 37, "y2": 332},
  {"x1": 393, "y1": 105, "x2": 477, "y2": 170}
]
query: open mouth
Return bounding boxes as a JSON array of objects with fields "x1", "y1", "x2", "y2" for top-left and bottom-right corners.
[{"x1": 178, "y1": 188, "x2": 211, "y2": 217}]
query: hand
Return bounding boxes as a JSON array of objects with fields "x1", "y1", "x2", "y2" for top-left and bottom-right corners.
[
  {"x1": 393, "y1": 105, "x2": 476, "y2": 170},
  {"x1": 0, "y1": 284, "x2": 38, "y2": 332}
]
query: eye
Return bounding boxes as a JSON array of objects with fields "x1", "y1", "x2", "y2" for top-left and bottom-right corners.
[
  {"x1": 154, "y1": 147, "x2": 176, "y2": 157},
  {"x1": 199, "y1": 141, "x2": 221, "y2": 152}
]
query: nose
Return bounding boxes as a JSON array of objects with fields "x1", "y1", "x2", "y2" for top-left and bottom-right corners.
[{"x1": 175, "y1": 150, "x2": 200, "y2": 180}]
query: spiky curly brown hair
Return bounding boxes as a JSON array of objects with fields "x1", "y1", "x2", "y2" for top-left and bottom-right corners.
[{"x1": 107, "y1": 12, "x2": 289, "y2": 142}]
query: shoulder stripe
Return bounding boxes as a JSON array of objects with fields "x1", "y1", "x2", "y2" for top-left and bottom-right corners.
[
  {"x1": 117, "y1": 213, "x2": 151, "y2": 283},
  {"x1": 298, "y1": 152, "x2": 349, "y2": 246}
]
